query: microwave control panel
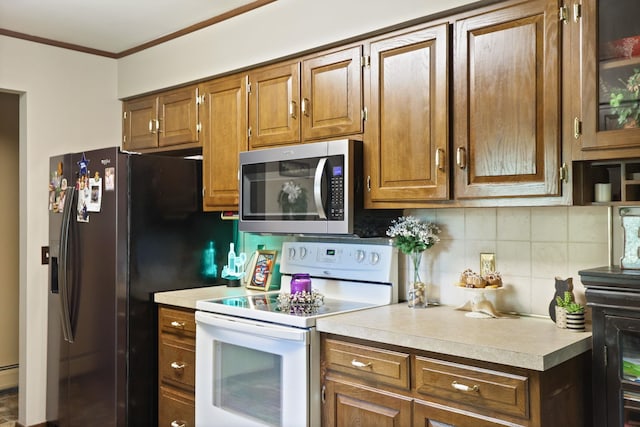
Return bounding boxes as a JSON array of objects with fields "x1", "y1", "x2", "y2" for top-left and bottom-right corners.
[{"x1": 329, "y1": 165, "x2": 344, "y2": 220}]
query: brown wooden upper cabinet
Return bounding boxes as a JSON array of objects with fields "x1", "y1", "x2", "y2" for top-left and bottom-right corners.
[
  {"x1": 248, "y1": 45, "x2": 363, "y2": 149},
  {"x1": 453, "y1": 0, "x2": 561, "y2": 199},
  {"x1": 200, "y1": 74, "x2": 248, "y2": 212},
  {"x1": 122, "y1": 85, "x2": 200, "y2": 153},
  {"x1": 364, "y1": 23, "x2": 450, "y2": 207},
  {"x1": 573, "y1": 0, "x2": 640, "y2": 160}
]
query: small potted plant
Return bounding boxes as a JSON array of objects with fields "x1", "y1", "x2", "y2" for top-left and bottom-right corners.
[
  {"x1": 555, "y1": 291, "x2": 586, "y2": 331},
  {"x1": 609, "y1": 68, "x2": 640, "y2": 129}
]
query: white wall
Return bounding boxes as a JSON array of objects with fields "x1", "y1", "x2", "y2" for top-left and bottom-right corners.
[
  {"x1": 0, "y1": 35, "x2": 119, "y2": 426},
  {"x1": 117, "y1": 0, "x2": 480, "y2": 98}
]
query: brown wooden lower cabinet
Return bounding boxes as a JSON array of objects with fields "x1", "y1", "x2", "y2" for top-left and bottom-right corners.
[
  {"x1": 158, "y1": 306, "x2": 196, "y2": 427},
  {"x1": 321, "y1": 334, "x2": 591, "y2": 427},
  {"x1": 159, "y1": 386, "x2": 195, "y2": 427},
  {"x1": 322, "y1": 380, "x2": 412, "y2": 426},
  {"x1": 414, "y1": 399, "x2": 511, "y2": 427}
]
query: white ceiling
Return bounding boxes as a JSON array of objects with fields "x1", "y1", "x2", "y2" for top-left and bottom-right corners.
[{"x1": 0, "y1": 0, "x2": 262, "y2": 55}]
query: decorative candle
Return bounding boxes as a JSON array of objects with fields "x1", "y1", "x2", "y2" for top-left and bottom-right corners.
[{"x1": 290, "y1": 273, "x2": 312, "y2": 294}]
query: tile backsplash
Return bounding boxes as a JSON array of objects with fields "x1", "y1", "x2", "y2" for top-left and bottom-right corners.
[
  {"x1": 406, "y1": 206, "x2": 613, "y2": 317},
  {"x1": 240, "y1": 205, "x2": 619, "y2": 318}
]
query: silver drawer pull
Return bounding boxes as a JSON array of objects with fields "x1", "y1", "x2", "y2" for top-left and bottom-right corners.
[
  {"x1": 351, "y1": 359, "x2": 372, "y2": 368},
  {"x1": 451, "y1": 381, "x2": 479, "y2": 393},
  {"x1": 170, "y1": 321, "x2": 185, "y2": 329},
  {"x1": 171, "y1": 361, "x2": 185, "y2": 370},
  {"x1": 171, "y1": 420, "x2": 187, "y2": 427}
]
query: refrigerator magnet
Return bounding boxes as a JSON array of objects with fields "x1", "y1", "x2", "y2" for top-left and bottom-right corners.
[
  {"x1": 104, "y1": 167, "x2": 115, "y2": 191},
  {"x1": 86, "y1": 172, "x2": 102, "y2": 212}
]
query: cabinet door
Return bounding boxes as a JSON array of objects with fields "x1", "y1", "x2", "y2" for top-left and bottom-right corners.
[
  {"x1": 578, "y1": 0, "x2": 640, "y2": 159},
  {"x1": 322, "y1": 379, "x2": 412, "y2": 427},
  {"x1": 248, "y1": 62, "x2": 300, "y2": 149},
  {"x1": 159, "y1": 386, "x2": 195, "y2": 427},
  {"x1": 122, "y1": 95, "x2": 158, "y2": 151},
  {"x1": 414, "y1": 399, "x2": 511, "y2": 427},
  {"x1": 453, "y1": 0, "x2": 561, "y2": 199},
  {"x1": 157, "y1": 85, "x2": 200, "y2": 148},
  {"x1": 200, "y1": 75, "x2": 248, "y2": 211},
  {"x1": 365, "y1": 23, "x2": 450, "y2": 206},
  {"x1": 301, "y1": 46, "x2": 363, "y2": 141}
]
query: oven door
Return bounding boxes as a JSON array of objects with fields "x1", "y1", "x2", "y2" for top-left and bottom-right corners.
[{"x1": 195, "y1": 311, "x2": 318, "y2": 427}]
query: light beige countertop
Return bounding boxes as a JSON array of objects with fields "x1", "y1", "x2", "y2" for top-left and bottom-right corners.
[
  {"x1": 315, "y1": 304, "x2": 592, "y2": 371},
  {"x1": 154, "y1": 286, "x2": 262, "y2": 310}
]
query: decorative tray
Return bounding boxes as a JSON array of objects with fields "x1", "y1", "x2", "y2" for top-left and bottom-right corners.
[{"x1": 277, "y1": 290, "x2": 324, "y2": 315}]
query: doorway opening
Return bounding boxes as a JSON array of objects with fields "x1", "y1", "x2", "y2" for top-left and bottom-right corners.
[{"x1": 0, "y1": 91, "x2": 20, "y2": 426}]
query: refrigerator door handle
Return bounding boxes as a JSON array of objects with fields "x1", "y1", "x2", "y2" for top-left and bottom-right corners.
[{"x1": 59, "y1": 186, "x2": 75, "y2": 343}]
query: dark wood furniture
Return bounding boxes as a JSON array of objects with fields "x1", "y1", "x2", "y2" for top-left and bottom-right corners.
[{"x1": 581, "y1": 267, "x2": 640, "y2": 427}]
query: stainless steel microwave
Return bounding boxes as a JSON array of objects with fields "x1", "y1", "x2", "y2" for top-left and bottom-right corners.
[{"x1": 238, "y1": 139, "x2": 399, "y2": 236}]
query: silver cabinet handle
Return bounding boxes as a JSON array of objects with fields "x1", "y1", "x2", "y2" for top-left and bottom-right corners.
[
  {"x1": 435, "y1": 148, "x2": 445, "y2": 171},
  {"x1": 351, "y1": 359, "x2": 372, "y2": 368},
  {"x1": 302, "y1": 98, "x2": 310, "y2": 117},
  {"x1": 289, "y1": 100, "x2": 297, "y2": 119},
  {"x1": 170, "y1": 321, "x2": 185, "y2": 329},
  {"x1": 148, "y1": 119, "x2": 153, "y2": 133},
  {"x1": 456, "y1": 147, "x2": 466, "y2": 169},
  {"x1": 156, "y1": 119, "x2": 161, "y2": 133},
  {"x1": 366, "y1": 176, "x2": 371, "y2": 192},
  {"x1": 170, "y1": 361, "x2": 185, "y2": 370},
  {"x1": 451, "y1": 381, "x2": 479, "y2": 393},
  {"x1": 171, "y1": 421, "x2": 187, "y2": 427}
]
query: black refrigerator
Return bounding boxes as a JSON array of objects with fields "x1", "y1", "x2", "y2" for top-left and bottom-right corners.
[{"x1": 46, "y1": 147, "x2": 233, "y2": 426}]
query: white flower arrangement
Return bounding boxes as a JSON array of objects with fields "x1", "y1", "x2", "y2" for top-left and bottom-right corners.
[{"x1": 386, "y1": 216, "x2": 441, "y2": 255}]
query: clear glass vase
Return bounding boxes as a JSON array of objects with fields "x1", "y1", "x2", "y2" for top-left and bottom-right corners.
[{"x1": 407, "y1": 251, "x2": 427, "y2": 308}]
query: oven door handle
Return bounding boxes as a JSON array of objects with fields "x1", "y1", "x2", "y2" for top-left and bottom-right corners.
[{"x1": 196, "y1": 311, "x2": 309, "y2": 343}]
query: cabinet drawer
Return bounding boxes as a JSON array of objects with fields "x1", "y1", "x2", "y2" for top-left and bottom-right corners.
[
  {"x1": 324, "y1": 338, "x2": 410, "y2": 390},
  {"x1": 415, "y1": 356, "x2": 529, "y2": 419},
  {"x1": 159, "y1": 339, "x2": 195, "y2": 390},
  {"x1": 159, "y1": 306, "x2": 196, "y2": 342},
  {"x1": 159, "y1": 385, "x2": 194, "y2": 427}
]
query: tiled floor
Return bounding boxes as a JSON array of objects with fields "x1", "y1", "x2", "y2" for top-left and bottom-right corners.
[{"x1": 0, "y1": 388, "x2": 17, "y2": 427}]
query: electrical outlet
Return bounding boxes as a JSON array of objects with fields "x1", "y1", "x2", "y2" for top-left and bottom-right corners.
[
  {"x1": 42, "y1": 246, "x2": 50, "y2": 265},
  {"x1": 480, "y1": 253, "x2": 495, "y2": 276}
]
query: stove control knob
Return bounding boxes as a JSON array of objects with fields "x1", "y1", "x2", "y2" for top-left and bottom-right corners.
[
  {"x1": 288, "y1": 247, "x2": 296, "y2": 259},
  {"x1": 299, "y1": 246, "x2": 308, "y2": 259},
  {"x1": 355, "y1": 250, "x2": 366, "y2": 263},
  {"x1": 369, "y1": 252, "x2": 380, "y2": 265}
]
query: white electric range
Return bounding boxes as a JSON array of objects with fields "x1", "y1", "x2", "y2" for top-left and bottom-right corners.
[{"x1": 195, "y1": 240, "x2": 398, "y2": 427}]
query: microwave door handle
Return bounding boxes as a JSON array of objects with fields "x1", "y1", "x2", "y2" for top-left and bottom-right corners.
[{"x1": 314, "y1": 157, "x2": 327, "y2": 220}]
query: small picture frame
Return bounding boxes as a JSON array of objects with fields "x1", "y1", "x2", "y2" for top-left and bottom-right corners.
[{"x1": 246, "y1": 250, "x2": 278, "y2": 291}]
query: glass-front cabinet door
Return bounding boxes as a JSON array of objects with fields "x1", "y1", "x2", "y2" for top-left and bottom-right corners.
[
  {"x1": 605, "y1": 314, "x2": 640, "y2": 426},
  {"x1": 580, "y1": 0, "x2": 640, "y2": 156}
]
